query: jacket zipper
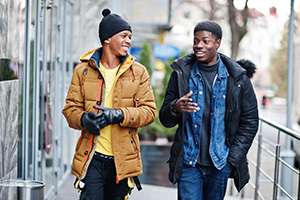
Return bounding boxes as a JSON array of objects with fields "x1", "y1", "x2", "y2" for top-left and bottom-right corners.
[
  {"x1": 81, "y1": 134, "x2": 95, "y2": 175},
  {"x1": 131, "y1": 134, "x2": 141, "y2": 159},
  {"x1": 80, "y1": 71, "x2": 103, "y2": 177},
  {"x1": 131, "y1": 95, "x2": 140, "y2": 159}
]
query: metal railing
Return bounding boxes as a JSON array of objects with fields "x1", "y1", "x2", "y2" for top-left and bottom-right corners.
[{"x1": 233, "y1": 115, "x2": 300, "y2": 200}]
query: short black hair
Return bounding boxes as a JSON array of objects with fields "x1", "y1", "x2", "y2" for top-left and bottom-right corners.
[{"x1": 194, "y1": 21, "x2": 222, "y2": 41}]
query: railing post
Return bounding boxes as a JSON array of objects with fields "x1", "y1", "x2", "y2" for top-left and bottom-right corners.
[
  {"x1": 279, "y1": 149, "x2": 296, "y2": 199},
  {"x1": 282, "y1": 0, "x2": 296, "y2": 199},
  {"x1": 254, "y1": 134, "x2": 262, "y2": 200},
  {"x1": 273, "y1": 144, "x2": 281, "y2": 200},
  {"x1": 298, "y1": 159, "x2": 300, "y2": 200}
]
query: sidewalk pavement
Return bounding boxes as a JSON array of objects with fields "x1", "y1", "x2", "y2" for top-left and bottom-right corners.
[
  {"x1": 51, "y1": 173, "x2": 248, "y2": 200},
  {"x1": 51, "y1": 173, "x2": 177, "y2": 200}
]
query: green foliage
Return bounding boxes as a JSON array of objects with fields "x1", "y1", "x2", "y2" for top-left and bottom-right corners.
[
  {"x1": 270, "y1": 13, "x2": 300, "y2": 97},
  {"x1": 0, "y1": 59, "x2": 18, "y2": 81},
  {"x1": 139, "y1": 42, "x2": 152, "y2": 76},
  {"x1": 138, "y1": 49, "x2": 188, "y2": 138}
]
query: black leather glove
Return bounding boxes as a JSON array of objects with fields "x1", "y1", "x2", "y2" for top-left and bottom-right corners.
[
  {"x1": 81, "y1": 112, "x2": 101, "y2": 135},
  {"x1": 93, "y1": 106, "x2": 124, "y2": 129}
]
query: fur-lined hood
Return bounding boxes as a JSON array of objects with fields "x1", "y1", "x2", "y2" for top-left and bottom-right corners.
[
  {"x1": 237, "y1": 59, "x2": 256, "y2": 79},
  {"x1": 171, "y1": 52, "x2": 256, "y2": 80},
  {"x1": 219, "y1": 53, "x2": 256, "y2": 79}
]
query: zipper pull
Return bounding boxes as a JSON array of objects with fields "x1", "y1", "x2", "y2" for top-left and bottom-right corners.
[
  {"x1": 133, "y1": 95, "x2": 137, "y2": 108},
  {"x1": 138, "y1": 150, "x2": 141, "y2": 159}
]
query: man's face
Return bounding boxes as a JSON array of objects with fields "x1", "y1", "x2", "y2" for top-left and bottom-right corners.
[
  {"x1": 193, "y1": 30, "x2": 220, "y2": 65},
  {"x1": 106, "y1": 30, "x2": 132, "y2": 57}
]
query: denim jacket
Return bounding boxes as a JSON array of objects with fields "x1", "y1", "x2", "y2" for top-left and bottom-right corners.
[
  {"x1": 160, "y1": 53, "x2": 258, "y2": 191},
  {"x1": 183, "y1": 59, "x2": 229, "y2": 170}
]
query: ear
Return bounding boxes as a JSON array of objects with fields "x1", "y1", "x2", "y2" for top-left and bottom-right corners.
[
  {"x1": 104, "y1": 39, "x2": 110, "y2": 44},
  {"x1": 216, "y1": 39, "x2": 221, "y2": 50}
]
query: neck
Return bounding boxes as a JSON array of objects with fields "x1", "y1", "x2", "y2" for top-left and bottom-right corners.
[{"x1": 101, "y1": 47, "x2": 121, "y2": 69}]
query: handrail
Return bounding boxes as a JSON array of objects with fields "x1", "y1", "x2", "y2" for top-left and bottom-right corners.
[
  {"x1": 230, "y1": 115, "x2": 300, "y2": 200},
  {"x1": 260, "y1": 115, "x2": 300, "y2": 140}
]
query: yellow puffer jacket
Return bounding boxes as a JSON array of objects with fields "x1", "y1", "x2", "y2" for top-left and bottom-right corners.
[{"x1": 62, "y1": 48, "x2": 157, "y2": 181}]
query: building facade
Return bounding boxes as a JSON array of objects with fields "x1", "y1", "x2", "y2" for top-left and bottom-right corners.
[{"x1": 1, "y1": 0, "x2": 78, "y2": 199}]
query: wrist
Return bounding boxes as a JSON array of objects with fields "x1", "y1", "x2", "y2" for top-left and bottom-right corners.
[
  {"x1": 81, "y1": 112, "x2": 87, "y2": 127},
  {"x1": 171, "y1": 100, "x2": 180, "y2": 114}
]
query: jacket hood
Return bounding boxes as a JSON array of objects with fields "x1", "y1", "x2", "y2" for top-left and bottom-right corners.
[
  {"x1": 236, "y1": 59, "x2": 256, "y2": 79},
  {"x1": 171, "y1": 53, "x2": 196, "y2": 71},
  {"x1": 79, "y1": 47, "x2": 130, "y2": 70},
  {"x1": 171, "y1": 53, "x2": 256, "y2": 80},
  {"x1": 219, "y1": 53, "x2": 256, "y2": 79},
  {"x1": 79, "y1": 47, "x2": 100, "y2": 62}
]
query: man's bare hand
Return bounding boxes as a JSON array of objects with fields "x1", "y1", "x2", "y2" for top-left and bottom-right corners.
[{"x1": 173, "y1": 91, "x2": 200, "y2": 113}]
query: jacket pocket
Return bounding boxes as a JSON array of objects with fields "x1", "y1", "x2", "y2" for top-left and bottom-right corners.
[
  {"x1": 232, "y1": 158, "x2": 250, "y2": 192},
  {"x1": 75, "y1": 132, "x2": 91, "y2": 154},
  {"x1": 213, "y1": 92, "x2": 226, "y2": 115},
  {"x1": 118, "y1": 130, "x2": 141, "y2": 164},
  {"x1": 75, "y1": 133, "x2": 84, "y2": 152},
  {"x1": 72, "y1": 154, "x2": 84, "y2": 174}
]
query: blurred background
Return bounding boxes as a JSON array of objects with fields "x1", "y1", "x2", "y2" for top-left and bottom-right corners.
[{"x1": 1, "y1": 0, "x2": 300, "y2": 199}]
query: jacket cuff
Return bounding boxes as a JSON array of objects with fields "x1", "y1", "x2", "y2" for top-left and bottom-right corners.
[{"x1": 170, "y1": 100, "x2": 181, "y2": 117}]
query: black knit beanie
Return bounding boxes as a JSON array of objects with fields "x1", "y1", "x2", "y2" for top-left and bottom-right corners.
[{"x1": 98, "y1": 8, "x2": 132, "y2": 45}]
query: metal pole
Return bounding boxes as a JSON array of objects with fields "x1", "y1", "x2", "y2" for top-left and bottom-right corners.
[
  {"x1": 40, "y1": 0, "x2": 48, "y2": 183},
  {"x1": 23, "y1": 0, "x2": 31, "y2": 180},
  {"x1": 298, "y1": 159, "x2": 300, "y2": 200},
  {"x1": 273, "y1": 145, "x2": 281, "y2": 200},
  {"x1": 67, "y1": 0, "x2": 74, "y2": 173},
  {"x1": 254, "y1": 134, "x2": 263, "y2": 200},
  {"x1": 32, "y1": 0, "x2": 42, "y2": 180},
  {"x1": 280, "y1": 0, "x2": 295, "y2": 198},
  {"x1": 53, "y1": 0, "x2": 62, "y2": 193},
  {"x1": 286, "y1": 0, "x2": 295, "y2": 132},
  {"x1": 60, "y1": 0, "x2": 67, "y2": 180}
]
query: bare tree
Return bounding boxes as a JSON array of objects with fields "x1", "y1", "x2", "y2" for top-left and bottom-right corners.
[
  {"x1": 206, "y1": 0, "x2": 221, "y2": 20},
  {"x1": 180, "y1": 0, "x2": 251, "y2": 59},
  {"x1": 270, "y1": 13, "x2": 300, "y2": 97},
  {"x1": 227, "y1": 0, "x2": 249, "y2": 59},
  {"x1": 196, "y1": 0, "x2": 222, "y2": 21}
]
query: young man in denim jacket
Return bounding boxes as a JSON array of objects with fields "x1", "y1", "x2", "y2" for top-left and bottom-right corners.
[{"x1": 159, "y1": 21, "x2": 259, "y2": 199}]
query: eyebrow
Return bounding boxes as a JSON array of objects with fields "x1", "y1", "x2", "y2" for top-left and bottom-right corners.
[
  {"x1": 194, "y1": 36, "x2": 210, "y2": 39},
  {"x1": 121, "y1": 31, "x2": 131, "y2": 36}
]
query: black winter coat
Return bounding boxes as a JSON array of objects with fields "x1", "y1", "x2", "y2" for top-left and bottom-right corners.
[{"x1": 159, "y1": 53, "x2": 259, "y2": 192}]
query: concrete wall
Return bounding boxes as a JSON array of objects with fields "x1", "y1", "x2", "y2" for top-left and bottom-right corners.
[{"x1": 0, "y1": 80, "x2": 18, "y2": 200}]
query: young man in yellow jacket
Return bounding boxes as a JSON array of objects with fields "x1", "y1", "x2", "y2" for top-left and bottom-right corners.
[{"x1": 62, "y1": 8, "x2": 157, "y2": 200}]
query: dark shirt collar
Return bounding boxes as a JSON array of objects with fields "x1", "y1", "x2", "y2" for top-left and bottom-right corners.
[{"x1": 197, "y1": 54, "x2": 220, "y2": 72}]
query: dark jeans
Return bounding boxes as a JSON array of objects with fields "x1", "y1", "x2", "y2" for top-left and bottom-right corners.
[
  {"x1": 80, "y1": 155, "x2": 129, "y2": 200},
  {"x1": 178, "y1": 163, "x2": 232, "y2": 200}
]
